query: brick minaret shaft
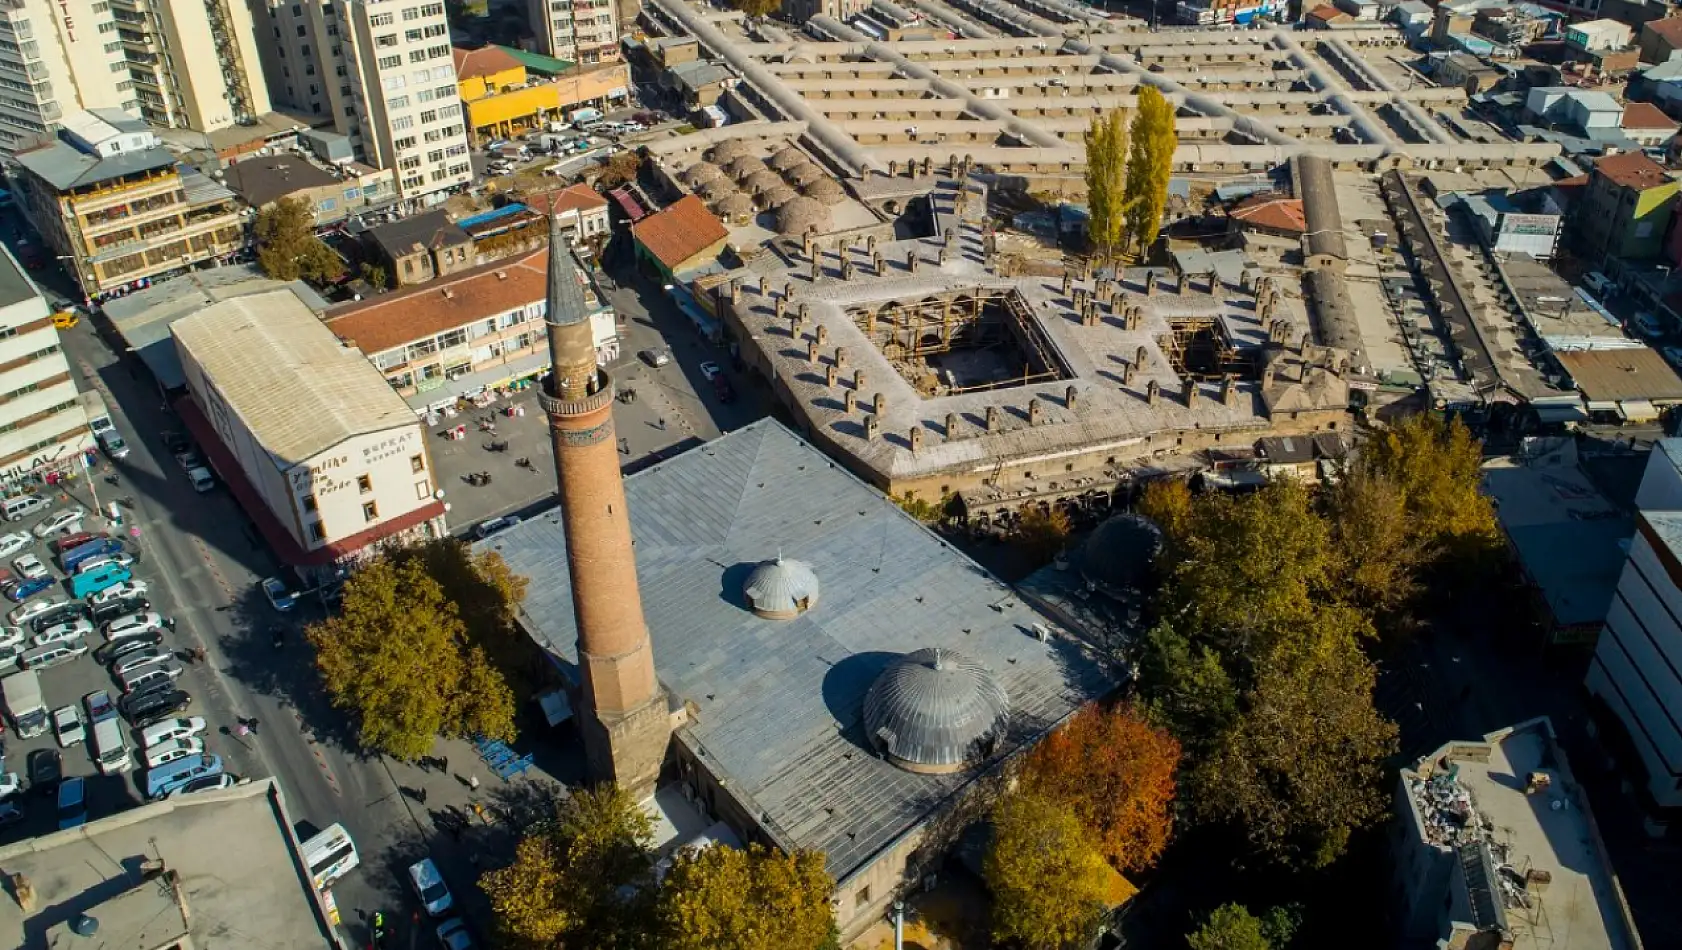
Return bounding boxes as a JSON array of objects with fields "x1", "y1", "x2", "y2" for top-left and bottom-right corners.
[{"x1": 538, "y1": 216, "x2": 669, "y2": 796}]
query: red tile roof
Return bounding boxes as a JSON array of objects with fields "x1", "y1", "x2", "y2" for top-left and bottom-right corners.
[
  {"x1": 631, "y1": 195, "x2": 728, "y2": 270},
  {"x1": 325, "y1": 247, "x2": 548, "y2": 355},
  {"x1": 178, "y1": 397, "x2": 447, "y2": 567},
  {"x1": 1645, "y1": 16, "x2": 1682, "y2": 46},
  {"x1": 524, "y1": 182, "x2": 610, "y2": 217},
  {"x1": 1230, "y1": 194, "x2": 1307, "y2": 234},
  {"x1": 1594, "y1": 151, "x2": 1673, "y2": 191},
  {"x1": 452, "y1": 46, "x2": 522, "y2": 81},
  {"x1": 1624, "y1": 101, "x2": 1679, "y2": 131},
  {"x1": 1306, "y1": 3, "x2": 1350, "y2": 21}
]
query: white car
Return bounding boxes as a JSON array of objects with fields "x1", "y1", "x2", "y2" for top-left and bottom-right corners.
[
  {"x1": 142, "y1": 716, "x2": 206, "y2": 748},
  {"x1": 103, "y1": 611, "x2": 171, "y2": 641},
  {"x1": 8, "y1": 598, "x2": 65, "y2": 626},
  {"x1": 0, "y1": 773, "x2": 18, "y2": 799},
  {"x1": 75, "y1": 553, "x2": 136, "y2": 576},
  {"x1": 408, "y1": 858, "x2": 454, "y2": 917},
  {"x1": 0, "y1": 625, "x2": 24, "y2": 651},
  {"x1": 52, "y1": 704, "x2": 84, "y2": 746},
  {"x1": 143, "y1": 737, "x2": 203, "y2": 769},
  {"x1": 111, "y1": 648, "x2": 172, "y2": 677},
  {"x1": 88, "y1": 580, "x2": 149, "y2": 606},
  {"x1": 32, "y1": 509, "x2": 84, "y2": 538},
  {"x1": 0, "y1": 532, "x2": 30, "y2": 559},
  {"x1": 119, "y1": 661, "x2": 183, "y2": 694},
  {"x1": 11, "y1": 554, "x2": 47, "y2": 581},
  {"x1": 699, "y1": 361, "x2": 723, "y2": 381},
  {"x1": 166, "y1": 773, "x2": 241, "y2": 797},
  {"x1": 33, "y1": 619, "x2": 91, "y2": 646}
]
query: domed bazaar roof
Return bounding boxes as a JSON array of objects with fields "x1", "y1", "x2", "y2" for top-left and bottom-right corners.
[
  {"x1": 712, "y1": 191, "x2": 757, "y2": 220},
  {"x1": 769, "y1": 146, "x2": 810, "y2": 171},
  {"x1": 863, "y1": 648, "x2": 1009, "y2": 773},
  {"x1": 706, "y1": 139, "x2": 751, "y2": 163},
  {"x1": 803, "y1": 177, "x2": 845, "y2": 205},
  {"x1": 783, "y1": 162, "x2": 825, "y2": 186},
  {"x1": 697, "y1": 178, "x2": 739, "y2": 201},
  {"x1": 727, "y1": 154, "x2": 769, "y2": 180},
  {"x1": 775, "y1": 196, "x2": 832, "y2": 235},
  {"x1": 744, "y1": 169, "x2": 786, "y2": 195},
  {"x1": 757, "y1": 183, "x2": 797, "y2": 209},
  {"x1": 682, "y1": 161, "x2": 725, "y2": 185}
]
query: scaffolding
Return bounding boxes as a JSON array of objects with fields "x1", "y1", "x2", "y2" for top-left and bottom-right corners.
[
  {"x1": 1158, "y1": 315, "x2": 1252, "y2": 381},
  {"x1": 847, "y1": 288, "x2": 1070, "y2": 396},
  {"x1": 201, "y1": 0, "x2": 256, "y2": 123}
]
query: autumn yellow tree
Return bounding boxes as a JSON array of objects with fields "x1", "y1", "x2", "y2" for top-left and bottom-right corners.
[
  {"x1": 1010, "y1": 505, "x2": 1072, "y2": 564},
  {"x1": 1021, "y1": 703, "x2": 1180, "y2": 874},
  {"x1": 657, "y1": 843, "x2": 835, "y2": 950},
  {"x1": 480, "y1": 785, "x2": 655, "y2": 948},
  {"x1": 985, "y1": 792, "x2": 1118, "y2": 950},
  {"x1": 1122, "y1": 85, "x2": 1175, "y2": 255},
  {"x1": 1084, "y1": 108, "x2": 1128, "y2": 265},
  {"x1": 306, "y1": 546, "x2": 518, "y2": 758},
  {"x1": 1355, "y1": 414, "x2": 1502, "y2": 579}
]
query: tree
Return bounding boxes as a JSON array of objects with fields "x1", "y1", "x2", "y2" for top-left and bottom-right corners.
[
  {"x1": 1021, "y1": 704, "x2": 1180, "y2": 874},
  {"x1": 395, "y1": 539, "x2": 536, "y2": 700},
  {"x1": 306, "y1": 551, "x2": 517, "y2": 759},
  {"x1": 730, "y1": 0, "x2": 781, "y2": 16},
  {"x1": 1121, "y1": 85, "x2": 1175, "y2": 256},
  {"x1": 1355, "y1": 414, "x2": 1501, "y2": 580},
  {"x1": 1084, "y1": 108, "x2": 1128, "y2": 264},
  {"x1": 254, "y1": 197, "x2": 343, "y2": 283},
  {"x1": 657, "y1": 844, "x2": 834, "y2": 950},
  {"x1": 1010, "y1": 505, "x2": 1071, "y2": 563},
  {"x1": 1325, "y1": 467, "x2": 1427, "y2": 642},
  {"x1": 360, "y1": 262, "x2": 389, "y2": 292},
  {"x1": 1186, "y1": 904, "x2": 1272, "y2": 950},
  {"x1": 986, "y1": 793, "x2": 1116, "y2": 950},
  {"x1": 481, "y1": 785, "x2": 656, "y2": 949},
  {"x1": 595, "y1": 151, "x2": 642, "y2": 190},
  {"x1": 1134, "y1": 478, "x2": 1191, "y2": 541}
]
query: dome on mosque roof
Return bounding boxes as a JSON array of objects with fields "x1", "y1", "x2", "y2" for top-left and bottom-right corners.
[
  {"x1": 862, "y1": 648, "x2": 1009, "y2": 774},
  {"x1": 1074, "y1": 513, "x2": 1163, "y2": 598},
  {"x1": 743, "y1": 556, "x2": 820, "y2": 619}
]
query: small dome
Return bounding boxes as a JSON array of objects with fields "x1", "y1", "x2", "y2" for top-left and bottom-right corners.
[
  {"x1": 712, "y1": 191, "x2": 757, "y2": 221},
  {"x1": 696, "y1": 178, "x2": 739, "y2": 201},
  {"x1": 783, "y1": 162, "x2": 825, "y2": 187},
  {"x1": 769, "y1": 145, "x2": 810, "y2": 171},
  {"x1": 706, "y1": 140, "x2": 751, "y2": 163},
  {"x1": 743, "y1": 556, "x2": 820, "y2": 619},
  {"x1": 775, "y1": 196, "x2": 832, "y2": 235},
  {"x1": 1076, "y1": 513, "x2": 1162, "y2": 598},
  {"x1": 757, "y1": 183, "x2": 797, "y2": 209},
  {"x1": 727, "y1": 154, "x2": 768, "y2": 180},
  {"x1": 803, "y1": 177, "x2": 845, "y2": 205},
  {"x1": 743, "y1": 169, "x2": 786, "y2": 195},
  {"x1": 682, "y1": 161, "x2": 724, "y2": 186},
  {"x1": 863, "y1": 648, "x2": 1008, "y2": 774}
]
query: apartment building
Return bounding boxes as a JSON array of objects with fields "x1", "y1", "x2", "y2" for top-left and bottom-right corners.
[
  {"x1": 173, "y1": 288, "x2": 446, "y2": 579},
  {"x1": 0, "y1": 0, "x2": 269, "y2": 155},
  {"x1": 0, "y1": 243, "x2": 89, "y2": 489},
  {"x1": 11, "y1": 109, "x2": 246, "y2": 301},
  {"x1": 323, "y1": 245, "x2": 618, "y2": 412},
  {"x1": 254, "y1": 0, "x2": 470, "y2": 206},
  {"x1": 525, "y1": 0, "x2": 619, "y2": 66}
]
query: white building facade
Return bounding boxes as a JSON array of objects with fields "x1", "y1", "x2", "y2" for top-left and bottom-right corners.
[
  {"x1": 1588, "y1": 440, "x2": 1682, "y2": 828},
  {"x1": 0, "y1": 245, "x2": 89, "y2": 488},
  {"x1": 526, "y1": 0, "x2": 619, "y2": 66},
  {"x1": 254, "y1": 0, "x2": 470, "y2": 206}
]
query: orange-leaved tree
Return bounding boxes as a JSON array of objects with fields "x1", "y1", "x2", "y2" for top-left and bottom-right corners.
[{"x1": 1021, "y1": 703, "x2": 1180, "y2": 874}]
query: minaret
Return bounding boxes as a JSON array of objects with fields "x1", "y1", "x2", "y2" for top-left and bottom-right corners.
[{"x1": 539, "y1": 216, "x2": 669, "y2": 795}]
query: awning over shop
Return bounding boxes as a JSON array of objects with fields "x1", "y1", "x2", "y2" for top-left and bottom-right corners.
[
  {"x1": 1620, "y1": 399, "x2": 1659, "y2": 422},
  {"x1": 405, "y1": 351, "x2": 550, "y2": 412},
  {"x1": 1533, "y1": 401, "x2": 1589, "y2": 424}
]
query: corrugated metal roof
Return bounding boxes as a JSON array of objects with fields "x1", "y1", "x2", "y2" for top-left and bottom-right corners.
[
  {"x1": 13, "y1": 140, "x2": 176, "y2": 191},
  {"x1": 478, "y1": 420, "x2": 1114, "y2": 881},
  {"x1": 170, "y1": 289, "x2": 416, "y2": 467}
]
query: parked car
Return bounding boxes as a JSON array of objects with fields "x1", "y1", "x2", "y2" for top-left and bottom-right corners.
[
  {"x1": 143, "y1": 737, "x2": 204, "y2": 769},
  {"x1": 1630, "y1": 311, "x2": 1666, "y2": 339},
  {"x1": 6, "y1": 577, "x2": 54, "y2": 602},
  {"x1": 83, "y1": 689, "x2": 117, "y2": 724},
  {"x1": 56, "y1": 775, "x2": 86, "y2": 829},
  {"x1": 74, "y1": 553, "x2": 135, "y2": 576},
  {"x1": 94, "y1": 632, "x2": 164, "y2": 666},
  {"x1": 408, "y1": 858, "x2": 455, "y2": 916},
  {"x1": 11, "y1": 555, "x2": 46, "y2": 581},
  {"x1": 32, "y1": 619, "x2": 91, "y2": 647},
  {"x1": 8, "y1": 597, "x2": 65, "y2": 626},
  {"x1": 122, "y1": 689, "x2": 192, "y2": 727},
  {"x1": 437, "y1": 918, "x2": 474, "y2": 950},
  {"x1": 142, "y1": 716, "x2": 206, "y2": 748},
  {"x1": 0, "y1": 532, "x2": 30, "y2": 559},
  {"x1": 32, "y1": 509, "x2": 85, "y2": 538},
  {"x1": 96, "y1": 429, "x2": 129, "y2": 459},
  {"x1": 119, "y1": 661, "x2": 184, "y2": 694},
  {"x1": 261, "y1": 577, "x2": 296, "y2": 611},
  {"x1": 49, "y1": 532, "x2": 100, "y2": 555},
  {"x1": 103, "y1": 611, "x2": 173, "y2": 641},
  {"x1": 0, "y1": 802, "x2": 21, "y2": 828},
  {"x1": 29, "y1": 602, "x2": 86, "y2": 632},
  {"x1": 89, "y1": 597, "x2": 150, "y2": 625},
  {"x1": 0, "y1": 773, "x2": 19, "y2": 798},
  {"x1": 712, "y1": 374, "x2": 736, "y2": 404},
  {"x1": 167, "y1": 773, "x2": 241, "y2": 797},
  {"x1": 699, "y1": 361, "x2": 723, "y2": 381},
  {"x1": 110, "y1": 647, "x2": 172, "y2": 678},
  {"x1": 472, "y1": 516, "x2": 521, "y2": 541},
  {"x1": 638, "y1": 348, "x2": 671, "y2": 367},
  {"x1": 0, "y1": 626, "x2": 24, "y2": 651},
  {"x1": 28, "y1": 748, "x2": 61, "y2": 795},
  {"x1": 89, "y1": 580, "x2": 149, "y2": 606},
  {"x1": 52, "y1": 705, "x2": 83, "y2": 747}
]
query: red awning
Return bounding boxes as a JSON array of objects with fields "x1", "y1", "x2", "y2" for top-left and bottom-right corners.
[{"x1": 176, "y1": 397, "x2": 446, "y2": 567}]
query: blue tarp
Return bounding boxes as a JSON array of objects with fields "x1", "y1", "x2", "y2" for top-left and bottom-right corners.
[{"x1": 457, "y1": 203, "x2": 529, "y2": 229}]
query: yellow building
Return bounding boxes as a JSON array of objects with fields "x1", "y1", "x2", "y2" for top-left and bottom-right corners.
[{"x1": 453, "y1": 46, "x2": 630, "y2": 144}]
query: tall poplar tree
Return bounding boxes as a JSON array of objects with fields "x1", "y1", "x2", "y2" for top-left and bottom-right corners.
[
  {"x1": 1123, "y1": 86, "x2": 1176, "y2": 256},
  {"x1": 1084, "y1": 109, "x2": 1128, "y2": 265}
]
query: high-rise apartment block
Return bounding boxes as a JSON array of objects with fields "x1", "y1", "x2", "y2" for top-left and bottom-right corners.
[
  {"x1": 0, "y1": 0, "x2": 269, "y2": 153},
  {"x1": 525, "y1": 0, "x2": 619, "y2": 66},
  {"x1": 0, "y1": 243, "x2": 90, "y2": 487},
  {"x1": 254, "y1": 0, "x2": 470, "y2": 206}
]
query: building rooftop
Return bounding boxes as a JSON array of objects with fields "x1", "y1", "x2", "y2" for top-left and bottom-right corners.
[
  {"x1": 324, "y1": 246, "x2": 552, "y2": 354},
  {"x1": 1557, "y1": 348, "x2": 1682, "y2": 403},
  {"x1": 478, "y1": 419, "x2": 1114, "y2": 883},
  {"x1": 524, "y1": 181, "x2": 611, "y2": 216},
  {"x1": 453, "y1": 44, "x2": 525, "y2": 81},
  {"x1": 1645, "y1": 15, "x2": 1682, "y2": 45},
  {"x1": 499, "y1": 44, "x2": 573, "y2": 76},
  {"x1": 0, "y1": 242, "x2": 39, "y2": 312},
  {"x1": 0, "y1": 778, "x2": 334, "y2": 950},
  {"x1": 223, "y1": 153, "x2": 342, "y2": 208},
  {"x1": 12, "y1": 140, "x2": 176, "y2": 192},
  {"x1": 1230, "y1": 194, "x2": 1306, "y2": 234},
  {"x1": 1400, "y1": 718, "x2": 1642, "y2": 950},
  {"x1": 366, "y1": 209, "x2": 472, "y2": 260},
  {"x1": 1622, "y1": 102, "x2": 1678, "y2": 131},
  {"x1": 1592, "y1": 151, "x2": 1672, "y2": 191},
  {"x1": 631, "y1": 195, "x2": 729, "y2": 270},
  {"x1": 171, "y1": 288, "x2": 416, "y2": 466}
]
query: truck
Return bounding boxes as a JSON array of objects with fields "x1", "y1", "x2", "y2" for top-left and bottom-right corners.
[
  {"x1": 567, "y1": 107, "x2": 603, "y2": 128},
  {"x1": 79, "y1": 391, "x2": 112, "y2": 437},
  {"x1": 3, "y1": 669, "x2": 48, "y2": 738}
]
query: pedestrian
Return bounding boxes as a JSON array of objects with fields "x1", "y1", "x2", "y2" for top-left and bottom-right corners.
[
  {"x1": 468, "y1": 774, "x2": 480, "y2": 791},
  {"x1": 247, "y1": 718, "x2": 259, "y2": 734},
  {"x1": 440, "y1": 755, "x2": 449, "y2": 773},
  {"x1": 417, "y1": 787, "x2": 428, "y2": 805},
  {"x1": 658, "y1": 416, "x2": 666, "y2": 431}
]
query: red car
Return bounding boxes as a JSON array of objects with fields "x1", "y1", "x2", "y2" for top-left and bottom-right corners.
[
  {"x1": 712, "y1": 374, "x2": 735, "y2": 404},
  {"x1": 49, "y1": 532, "x2": 99, "y2": 555}
]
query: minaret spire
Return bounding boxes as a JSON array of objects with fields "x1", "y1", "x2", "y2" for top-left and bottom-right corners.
[{"x1": 539, "y1": 214, "x2": 669, "y2": 795}]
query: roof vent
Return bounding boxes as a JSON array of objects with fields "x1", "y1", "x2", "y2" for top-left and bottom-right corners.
[
  {"x1": 442, "y1": 288, "x2": 454, "y2": 299},
  {"x1": 70, "y1": 915, "x2": 99, "y2": 937},
  {"x1": 496, "y1": 270, "x2": 507, "y2": 280},
  {"x1": 742, "y1": 555, "x2": 820, "y2": 619}
]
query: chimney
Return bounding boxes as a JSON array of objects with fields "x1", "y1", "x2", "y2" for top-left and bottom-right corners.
[
  {"x1": 854, "y1": 368, "x2": 865, "y2": 389},
  {"x1": 1145, "y1": 270, "x2": 1157, "y2": 296},
  {"x1": 908, "y1": 250, "x2": 919, "y2": 273},
  {"x1": 1262, "y1": 361, "x2": 1276, "y2": 388},
  {"x1": 816, "y1": 324, "x2": 828, "y2": 345},
  {"x1": 1135, "y1": 344, "x2": 1149, "y2": 369},
  {"x1": 759, "y1": 275, "x2": 769, "y2": 295},
  {"x1": 1146, "y1": 379, "x2": 1160, "y2": 405},
  {"x1": 873, "y1": 252, "x2": 884, "y2": 274},
  {"x1": 873, "y1": 391, "x2": 886, "y2": 415},
  {"x1": 836, "y1": 346, "x2": 848, "y2": 369},
  {"x1": 845, "y1": 388, "x2": 857, "y2": 413},
  {"x1": 865, "y1": 415, "x2": 880, "y2": 439},
  {"x1": 730, "y1": 279, "x2": 740, "y2": 303},
  {"x1": 1123, "y1": 362, "x2": 1137, "y2": 386},
  {"x1": 811, "y1": 257, "x2": 821, "y2": 281},
  {"x1": 909, "y1": 426, "x2": 923, "y2": 454},
  {"x1": 1222, "y1": 376, "x2": 1237, "y2": 406},
  {"x1": 1184, "y1": 379, "x2": 1198, "y2": 408},
  {"x1": 1028, "y1": 398, "x2": 1042, "y2": 425},
  {"x1": 944, "y1": 228, "x2": 956, "y2": 248},
  {"x1": 1062, "y1": 270, "x2": 1072, "y2": 296},
  {"x1": 945, "y1": 412, "x2": 960, "y2": 439},
  {"x1": 775, "y1": 296, "x2": 787, "y2": 320},
  {"x1": 1177, "y1": 270, "x2": 1189, "y2": 295},
  {"x1": 826, "y1": 365, "x2": 838, "y2": 387},
  {"x1": 807, "y1": 340, "x2": 819, "y2": 363},
  {"x1": 1065, "y1": 385, "x2": 1078, "y2": 409},
  {"x1": 985, "y1": 405, "x2": 1000, "y2": 432},
  {"x1": 841, "y1": 259, "x2": 854, "y2": 281}
]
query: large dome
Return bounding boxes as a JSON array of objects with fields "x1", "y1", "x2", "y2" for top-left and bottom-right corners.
[
  {"x1": 1075, "y1": 513, "x2": 1163, "y2": 598},
  {"x1": 743, "y1": 556, "x2": 820, "y2": 619},
  {"x1": 863, "y1": 648, "x2": 1008, "y2": 774}
]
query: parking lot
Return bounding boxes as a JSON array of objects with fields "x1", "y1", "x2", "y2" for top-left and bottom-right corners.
[{"x1": 0, "y1": 486, "x2": 250, "y2": 839}]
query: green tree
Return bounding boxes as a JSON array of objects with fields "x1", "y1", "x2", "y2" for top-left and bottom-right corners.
[
  {"x1": 657, "y1": 844, "x2": 834, "y2": 950},
  {"x1": 730, "y1": 0, "x2": 781, "y2": 16},
  {"x1": 360, "y1": 262, "x2": 389, "y2": 291},
  {"x1": 254, "y1": 197, "x2": 343, "y2": 283},
  {"x1": 1122, "y1": 85, "x2": 1175, "y2": 255},
  {"x1": 1084, "y1": 108, "x2": 1128, "y2": 264},
  {"x1": 481, "y1": 785, "x2": 655, "y2": 948},
  {"x1": 306, "y1": 552, "x2": 517, "y2": 758},
  {"x1": 395, "y1": 539, "x2": 537, "y2": 701},
  {"x1": 1186, "y1": 904, "x2": 1271, "y2": 950},
  {"x1": 1325, "y1": 466, "x2": 1427, "y2": 642},
  {"x1": 985, "y1": 793, "x2": 1115, "y2": 950}
]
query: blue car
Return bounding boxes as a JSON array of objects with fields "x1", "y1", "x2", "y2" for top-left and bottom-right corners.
[
  {"x1": 6, "y1": 577, "x2": 54, "y2": 602},
  {"x1": 57, "y1": 776, "x2": 86, "y2": 830}
]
